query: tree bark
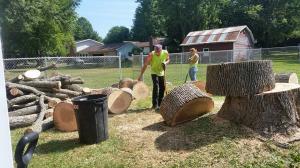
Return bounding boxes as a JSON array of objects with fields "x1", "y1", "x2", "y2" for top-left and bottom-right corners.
[
  {"x1": 10, "y1": 100, "x2": 39, "y2": 110},
  {"x1": 9, "y1": 114, "x2": 38, "y2": 128},
  {"x1": 6, "y1": 82, "x2": 44, "y2": 95},
  {"x1": 44, "y1": 109, "x2": 54, "y2": 119},
  {"x1": 9, "y1": 105, "x2": 40, "y2": 117},
  {"x1": 27, "y1": 95, "x2": 47, "y2": 133},
  {"x1": 218, "y1": 83, "x2": 300, "y2": 136},
  {"x1": 53, "y1": 88, "x2": 81, "y2": 97},
  {"x1": 9, "y1": 88, "x2": 24, "y2": 97},
  {"x1": 160, "y1": 84, "x2": 214, "y2": 126},
  {"x1": 275, "y1": 73, "x2": 298, "y2": 84},
  {"x1": 8, "y1": 95, "x2": 38, "y2": 106},
  {"x1": 62, "y1": 84, "x2": 91, "y2": 94},
  {"x1": 9, "y1": 75, "x2": 24, "y2": 83},
  {"x1": 206, "y1": 60, "x2": 275, "y2": 96},
  {"x1": 19, "y1": 81, "x2": 61, "y2": 89},
  {"x1": 45, "y1": 92, "x2": 68, "y2": 99}
]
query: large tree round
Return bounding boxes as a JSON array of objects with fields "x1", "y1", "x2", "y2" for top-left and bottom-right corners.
[{"x1": 206, "y1": 60, "x2": 275, "y2": 96}]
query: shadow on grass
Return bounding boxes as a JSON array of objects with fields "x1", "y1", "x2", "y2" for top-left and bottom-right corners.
[
  {"x1": 128, "y1": 108, "x2": 153, "y2": 114},
  {"x1": 36, "y1": 138, "x2": 80, "y2": 154},
  {"x1": 148, "y1": 115, "x2": 250, "y2": 151}
]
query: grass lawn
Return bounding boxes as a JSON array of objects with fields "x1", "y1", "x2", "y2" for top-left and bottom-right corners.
[{"x1": 8, "y1": 59, "x2": 300, "y2": 168}]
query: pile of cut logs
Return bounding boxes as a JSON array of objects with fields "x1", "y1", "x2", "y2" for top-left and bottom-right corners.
[{"x1": 6, "y1": 64, "x2": 90, "y2": 133}]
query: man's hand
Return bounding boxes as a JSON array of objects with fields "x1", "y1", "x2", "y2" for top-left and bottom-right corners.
[{"x1": 162, "y1": 62, "x2": 166, "y2": 71}]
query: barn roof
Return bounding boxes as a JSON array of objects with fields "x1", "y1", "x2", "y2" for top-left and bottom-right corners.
[{"x1": 180, "y1": 25, "x2": 255, "y2": 46}]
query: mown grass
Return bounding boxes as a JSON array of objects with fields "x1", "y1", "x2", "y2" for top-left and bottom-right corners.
[{"x1": 8, "y1": 57, "x2": 300, "y2": 168}]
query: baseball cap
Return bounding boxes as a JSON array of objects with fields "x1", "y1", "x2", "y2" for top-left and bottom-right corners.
[{"x1": 154, "y1": 44, "x2": 162, "y2": 50}]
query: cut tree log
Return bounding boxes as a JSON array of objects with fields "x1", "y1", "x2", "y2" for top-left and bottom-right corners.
[
  {"x1": 187, "y1": 81, "x2": 211, "y2": 96},
  {"x1": 206, "y1": 60, "x2": 275, "y2": 96},
  {"x1": 49, "y1": 75, "x2": 71, "y2": 81},
  {"x1": 9, "y1": 114, "x2": 38, "y2": 128},
  {"x1": 44, "y1": 109, "x2": 54, "y2": 119},
  {"x1": 10, "y1": 100, "x2": 39, "y2": 110},
  {"x1": 26, "y1": 95, "x2": 48, "y2": 133},
  {"x1": 19, "y1": 80, "x2": 61, "y2": 89},
  {"x1": 119, "y1": 78, "x2": 134, "y2": 89},
  {"x1": 132, "y1": 81, "x2": 149, "y2": 100},
  {"x1": 53, "y1": 88, "x2": 81, "y2": 97},
  {"x1": 8, "y1": 95, "x2": 38, "y2": 106},
  {"x1": 9, "y1": 88, "x2": 24, "y2": 97},
  {"x1": 9, "y1": 75, "x2": 24, "y2": 83},
  {"x1": 61, "y1": 78, "x2": 84, "y2": 85},
  {"x1": 160, "y1": 84, "x2": 214, "y2": 126},
  {"x1": 37, "y1": 63, "x2": 57, "y2": 71},
  {"x1": 63, "y1": 84, "x2": 91, "y2": 94},
  {"x1": 108, "y1": 88, "x2": 133, "y2": 114},
  {"x1": 6, "y1": 82, "x2": 44, "y2": 95},
  {"x1": 23, "y1": 69, "x2": 41, "y2": 80},
  {"x1": 25, "y1": 117, "x2": 54, "y2": 134},
  {"x1": 53, "y1": 102, "x2": 77, "y2": 132},
  {"x1": 275, "y1": 73, "x2": 298, "y2": 84},
  {"x1": 218, "y1": 83, "x2": 300, "y2": 136},
  {"x1": 9, "y1": 105, "x2": 41, "y2": 117},
  {"x1": 45, "y1": 93, "x2": 68, "y2": 99}
]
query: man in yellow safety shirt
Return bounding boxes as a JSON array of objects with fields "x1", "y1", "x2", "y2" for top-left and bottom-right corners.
[{"x1": 138, "y1": 44, "x2": 170, "y2": 111}]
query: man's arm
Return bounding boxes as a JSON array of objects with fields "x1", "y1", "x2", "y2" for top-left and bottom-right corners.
[{"x1": 137, "y1": 53, "x2": 152, "y2": 81}]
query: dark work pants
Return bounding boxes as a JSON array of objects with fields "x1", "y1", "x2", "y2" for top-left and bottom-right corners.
[{"x1": 151, "y1": 74, "x2": 165, "y2": 108}]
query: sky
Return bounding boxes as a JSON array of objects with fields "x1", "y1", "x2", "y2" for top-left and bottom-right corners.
[{"x1": 76, "y1": 0, "x2": 139, "y2": 38}]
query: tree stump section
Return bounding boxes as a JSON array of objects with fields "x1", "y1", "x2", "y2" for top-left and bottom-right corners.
[
  {"x1": 160, "y1": 84, "x2": 214, "y2": 126},
  {"x1": 206, "y1": 60, "x2": 275, "y2": 96},
  {"x1": 23, "y1": 69, "x2": 41, "y2": 80},
  {"x1": 108, "y1": 88, "x2": 133, "y2": 114},
  {"x1": 218, "y1": 83, "x2": 300, "y2": 136},
  {"x1": 275, "y1": 73, "x2": 298, "y2": 84},
  {"x1": 119, "y1": 78, "x2": 134, "y2": 89},
  {"x1": 132, "y1": 81, "x2": 149, "y2": 100},
  {"x1": 53, "y1": 102, "x2": 78, "y2": 132}
]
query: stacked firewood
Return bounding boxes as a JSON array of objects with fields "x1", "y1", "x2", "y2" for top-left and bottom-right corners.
[{"x1": 6, "y1": 64, "x2": 90, "y2": 133}]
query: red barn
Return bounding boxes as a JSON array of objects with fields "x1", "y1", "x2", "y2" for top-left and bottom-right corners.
[{"x1": 180, "y1": 25, "x2": 256, "y2": 62}]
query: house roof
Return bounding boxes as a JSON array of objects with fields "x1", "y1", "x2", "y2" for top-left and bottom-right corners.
[
  {"x1": 80, "y1": 41, "x2": 150, "y2": 53},
  {"x1": 180, "y1": 25, "x2": 255, "y2": 46},
  {"x1": 76, "y1": 39, "x2": 103, "y2": 45}
]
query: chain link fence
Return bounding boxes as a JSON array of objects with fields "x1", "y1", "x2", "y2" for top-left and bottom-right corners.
[{"x1": 4, "y1": 56, "x2": 121, "y2": 88}]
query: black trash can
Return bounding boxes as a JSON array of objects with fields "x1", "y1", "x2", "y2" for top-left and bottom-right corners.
[{"x1": 72, "y1": 94, "x2": 108, "y2": 144}]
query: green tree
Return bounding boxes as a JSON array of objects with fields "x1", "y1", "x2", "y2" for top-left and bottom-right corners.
[
  {"x1": 74, "y1": 17, "x2": 102, "y2": 42},
  {"x1": 103, "y1": 26, "x2": 130, "y2": 44},
  {"x1": 0, "y1": 0, "x2": 80, "y2": 57},
  {"x1": 131, "y1": 0, "x2": 166, "y2": 41}
]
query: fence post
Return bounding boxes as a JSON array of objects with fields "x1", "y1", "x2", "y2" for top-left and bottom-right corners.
[
  {"x1": 118, "y1": 52, "x2": 122, "y2": 80},
  {"x1": 140, "y1": 52, "x2": 144, "y2": 81}
]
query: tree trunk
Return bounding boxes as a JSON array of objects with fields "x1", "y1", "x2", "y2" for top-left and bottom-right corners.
[
  {"x1": 53, "y1": 88, "x2": 81, "y2": 97},
  {"x1": 8, "y1": 95, "x2": 38, "y2": 106},
  {"x1": 47, "y1": 98, "x2": 61, "y2": 108},
  {"x1": 9, "y1": 114, "x2": 38, "y2": 128},
  {"x1": 9, "y1": 105, "x2": 40, "y2": 117},
  {"x1": 160, "y1": 84, "x2": 214, "y2": 126},
  {"x1": 206, "y1": 60, "x2": 275, "y2": 96},
  {"x1": 25, "y1": 117, "x2": 54, "y2": 134},
  {"x1": 6, "y1": 82, "x2": 44, "y2": 95},
  {"x1": 19, "y1": 81, "x2": 61, "y2": 89},
  {"x1": 275, "y1": 73, "x2": 298, "y2": 84},
  {"x1": 108, "y1": 88, "x2": 133, "y2": 114},
  {"x1": 132, "y1": 81, "x2": 149, "y2": 100},
  {"x1": 61, "y1": 78, "x2": 84, "y2": 85},
  {"x1": 63, "y1": 84, "x2": 90, "y2": 94},
  {"x1": 45, "y1": 93, "x2": 68, "y2": 99},
  {"x1": 10, "y1": 100, "x2": 39, "y2": 110},
  {"x1": 23, "y1": 69, "x2": 41, "y2": 80},
  {"x1": 53, "y1": 102, "x2": 77, "y2": 132},
  {"x1": 27, "y1": 95, "x2": 47, "y2": 133},
  {"x1": 9, "y1": 75, "x2": 24, "y2": 83},
  {"x1": 218, "y1": 83, "x2": 300, "y2": 136}
]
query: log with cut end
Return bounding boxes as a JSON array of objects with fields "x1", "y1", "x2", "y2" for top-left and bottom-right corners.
[
  {"x1": 9, "y1": 75, "x2": 24, "y2": 83},
  {"x1": 8, "y1": 95, "x2": 38, "y2": 106},
  {"x1": 10, "y1": 100, "x2": 39, "y2": 110},
  {"x1": 119, "y1": 78, "x2": 134, "y2": 89},
  {"x1": 132, "y1": 81, "x2": 149, "y2": 100},
  {"x1": 45, "y1": 93, "x2": 68, "y2": 99},
  {"x1": 49, "y1": 75, "x2": 71, "y2": 81},
  {"x1": 47, "y1": 98, "x2": 61, "y2": 108},
  {"x1": 63, "y1": 84, "x2": 91, "y2": 94},
  {"x1": 53, "y1": 102, "x2": 77, "y2": 132},
  {"x1": 44, "y1": 109, "x2": 54, "y2": 119},
  {"x1": 108, "y1": 88, "x2": 133, "y2": 114},
  {"x1": 61, "y1": 78, "x2": 84, "y2": 85},
  {"x1": 218, "y1": 83, "x2": 300, "y2": 136},
  {"x1": 160, "y1": 84, "x2": 214, "y2": 126},
  {"x1": 9, "y1": 88, "x2": 24, "y2": 97},
  {"x1": 9, "y1": 114, "x2": 38, "y2": 128},
  {"x1": 37, "y1": 63, "x2": 57, "y2": 71},
  {"x1": 187, "y1": 81, "x2": 211, "y2": 96},
  {"x1": 53, "y1": 88, "x2": 81, "y2": 97},
  {"x1": 23, "y1": 69, "x2": 41, "y2": 80},
  {"x1": 19, "y1": 81, "x2": 61, "y2": 89},
  {"x1": 275, "y1": 73, "x2": 298, "y2": 84},
  {"x1": 206, "y1": 60, "x2": 275, "y2": 96},
  {"x1": 25, "y1": 117, "x2": 54, "y2": 134},
  {"x1": 6, "y1": 82, "x2": 44, "y2": 95}
]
